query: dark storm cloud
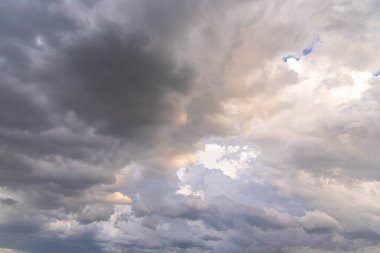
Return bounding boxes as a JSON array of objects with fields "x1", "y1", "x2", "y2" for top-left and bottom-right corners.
[
  {"x1": 0, "y1": 0, "x2": 197, "y2": 197},
  {"x1": 0, "y1": 145, "x2": 115, "y2": 190},
  {"x1": 0, "y1": 82, "x2": 51, "y2": 131},
  {"x1": 46, "y1": 24, "x2": 193, "y2": 137},
  {"x1": 0, "y1": 0, "x2": 207, "y2": 252}
]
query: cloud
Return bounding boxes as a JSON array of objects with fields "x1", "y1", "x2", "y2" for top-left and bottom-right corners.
[
  {"x1": 298, "y1": 211, "x2": 341, "y2": 234},
  {"x1": 0, "y1": 198, "x2": 17, "y2": 206},
  {"x1": 1, "y1": 0, "x2": 380, "y2": 252},
  {"x1": 0, "y1": 249, "x2": 27, "y2": 253},
  {"x1": 101, "y1": 192, "x2": 132, "y2": 205}
]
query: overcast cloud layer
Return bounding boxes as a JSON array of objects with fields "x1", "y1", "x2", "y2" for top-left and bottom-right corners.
[{"x1": 1, "y1": 0, "x2": 380, "y2": 252}]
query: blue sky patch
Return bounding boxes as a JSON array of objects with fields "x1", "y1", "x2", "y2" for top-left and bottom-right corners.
[
  {"x1": 282, "y1": 55, "x2": 299, "y2": 63},
  {"x1": 302, "y1": 47, "x2": 313, "y2": 56},
  {"x1": 302, "y1": 35, "x2": 320, "y2": 56},
  {"x1": 283, "y1": 35, "x2": 320, "y2": 63}
]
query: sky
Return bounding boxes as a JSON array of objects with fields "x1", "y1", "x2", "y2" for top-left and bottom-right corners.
[{"x1": 1, "y1": 0, "x2": 380, "y2": 252}]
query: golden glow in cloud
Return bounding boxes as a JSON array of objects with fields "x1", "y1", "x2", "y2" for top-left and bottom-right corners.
[
  {"x1": 102, "y1": 192, "x2": 132, "y2": 205},
  {"x1": 168, "y1": 152, "x2": 198, "y2": 169}
]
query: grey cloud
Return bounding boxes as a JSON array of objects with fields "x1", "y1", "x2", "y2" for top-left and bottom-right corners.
[
  {"x1": 0, "y1": 198, "x2": 17, "y2": 206},
  {"x1": 46, "y1": 24, "x2": 193, "y2": 137},
  {"x1": 0, "y1": 80, "x2": 51, "y2": 132},
  {"x1": 119, "y1": 163, "x2": 346, "y2": 252},
  {"x1": 76, "y1": 203, "x2": 115, "y2": 224},
  {"x1": 0, "y1": 0, "x2": 379, "y2": 253},
  {"x1": 0, "y1": 0, "x2": 198, "y2": 208},
  {"x1": 0, "y1": 0, "x2": 212, "y2": 250},
  {"x1": 0, "y1": 149, "x2": 115, "y2": 191},
  {"x1": 0, "y1": 1, "x2": 77, "y2": 44},
  {"x1": 1, "y1": 234, "x2": 104, "y2": 253},
  {"x1": 298, "y1": 211, "x2": 340, "y2": 234},
  {"x1": 202, "y1": 235, "x2": 221, "y2": 241},
  {"x1": 256, "y1": 95, "x2": 380, "y2": 180},
  {"x1": 344, "y1": 229, "x2": 380, "y2": 244}
]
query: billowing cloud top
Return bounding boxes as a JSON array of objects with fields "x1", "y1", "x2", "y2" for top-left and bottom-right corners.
[{"x1": 1, "y1": 0, "x2": 380, "y2": 252}]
